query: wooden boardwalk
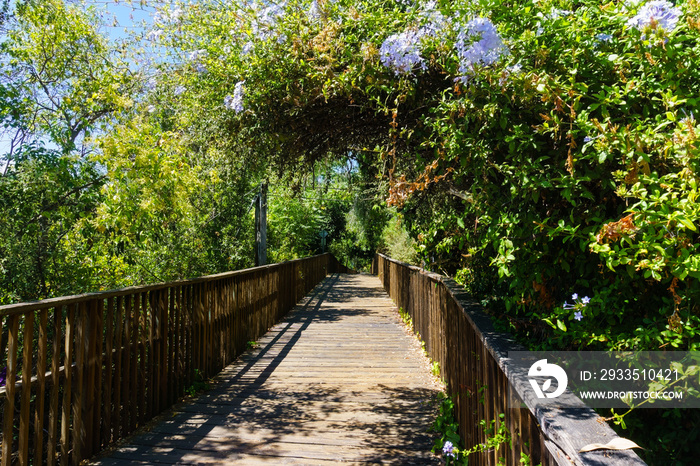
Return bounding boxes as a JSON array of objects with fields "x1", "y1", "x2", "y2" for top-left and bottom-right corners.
[{"x1": 90, "y1": 274, "x2": 442, "y2": 465}]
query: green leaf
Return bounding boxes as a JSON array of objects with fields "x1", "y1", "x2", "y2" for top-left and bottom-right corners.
[{"x1": 557, "y1": 319, "x2": 567, "y2": 332}]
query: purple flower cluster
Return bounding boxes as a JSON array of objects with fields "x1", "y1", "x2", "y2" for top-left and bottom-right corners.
[
  {"x1": 549, "y1": 8, "x2": 573, "y2": 20},
  {"x1": 418, "y1": 1, "x2": 451, "y2": 38},
  {"x1": 563, "y1": 293, "x2": 590, "y2": 321},
  {"x1": 455, "y1": 17, "x2": 508, "y2": 81},
  {"x1": 252, "y1": 1, "x2": 287, "y2": 41},
  {"x1": 378, "y1": 2, "x2": 455, "y2": 75},
  {"x1": 380, "y1": 30, "x2": 426, "y2": 75},
  {"x1": 154, "y1": 7, "x2": 184, "y2": 26},
  {"x1": 308, "y1": 0, "x2": 321, "y2": 21},
  {"x1": 225, "y1": 81, "x2": 246, "y2": 113},
  {"x1": 442, "y1": 440, "x2": 456, "y2": 457},
  {"x1": 627, "y1": 0, "x2": 682, "y2": 32}
]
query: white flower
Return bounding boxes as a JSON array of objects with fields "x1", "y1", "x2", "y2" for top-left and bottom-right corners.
[{"x1": 174, "y1": 85, "x2": 186, "y2": 96}]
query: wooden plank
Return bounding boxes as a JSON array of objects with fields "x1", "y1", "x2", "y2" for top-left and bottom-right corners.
[
  {"x1": 89, "y1": 274, "x2": 442, "y2": 466},
  {"x1": 159, "y1": 289, "x2": 168, "y2": 414},
  {"x1": 73, "y1": 302, "x2": 87, "y2": 465},
  {"x1": 174, "y1": 286, "x2": 182, "y2": 400},
  {"x1": 130, "y1": 293, "x2": 139, "y2": 431},
  {"x1": 112, "y1": 297, "x2": 123, "y2": 440},
  {"x1": 103, "y1": 298, "x2": 114, "y2": 446},
  {"x1": 0, "y1": 254, "x2": 334, "y2": 317},
  {"x1": 146, "y1": 291, "x2": 155, "y2": 421},
  {"x1": 121, "y1": 296, "x2": 131, "y2": 436},
  {"x1": 34, "y1": 309, "x2": 49, "y2": 465},
  {"x1": 2, "y1": 314, "x2": 20, "y2": 466},
  {"x1": 138, "y1": 292, "x2": 146, "y2": 427},
  {"x1": 47, "y1": 307, "x2": 62, "y2": 466},
  {"x1": 18, "y1": 312, "x2": 34, "y2": 465},
  {"x1": 60, "y1": 305, "x2": 75, "y2": 466},
  {"x1": 91, "y1": 299, "x2": 104, "y2": 455},
  {"x1": 168, "y1": 288, "x2": 175, "y2": 407}
]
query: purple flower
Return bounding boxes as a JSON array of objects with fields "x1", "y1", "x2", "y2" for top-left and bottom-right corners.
[
  {"x1": 380, "y1": 30, "x2": 426, "y2": 75},
  {"x1": 455, "y1": 17, "x2": 508, "y2": 82},
  {"x1": 574, "y1": 311, "x2": 583, "y2": 321},
  {"x1": 571, "y1": 293, "x2": 579, "y2": 300},
  {"x1": 308, "y1": 0, "x2": 321, "y2": 20},
  {"x1": 225, "y1": 81, "x2": 245, "y2": 113},
  {"x1": 581, "y1": 296, "x2": 591, "y2": 305},
  {"x1": 252, "y1": 2, "x2": 286, "y2": 41},
  {"x1": 174, "y1": 85, "x2": 186, "y2": 96},
  {"x1": 442, "y1": 440, "x2": 456, "y2": 457},
  {"x1": 0, "y1": 366, "x2": 6, "y2": 387},
  {"x1": 549, "y1": 8, "x2": 573, "y2": 20},
  {"x1": 419, "y1": 2, "x2": 451, "y2": 38},
  {"x1": 595, "y1": 33, "x2": 613, "y2": 43},
  {"x1": 584, "y1": 136, "x2": 593, "y2": 143},
  {"x1": 147, "y1": 29, "x2": 163, "y2": 41},
  {"x1": 627, "y1": 1, "x2": 682, "y2": 32}
]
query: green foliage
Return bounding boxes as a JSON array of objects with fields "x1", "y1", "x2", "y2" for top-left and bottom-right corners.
[
  {"x1": 0, "y1": 148, "x2": 104, "y2": 302},
  {"x1": 431, "y1": 393, "x2": 511, "y2": 465},
  {"x1": 185, "y1": 368, "x2": 209, "y2": 397},
  {"x1": 380, "y1": 213, "x2": 419, "y2": 265}
]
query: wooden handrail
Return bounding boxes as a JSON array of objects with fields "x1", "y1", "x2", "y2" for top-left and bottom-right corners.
[
  {"x1": 373, "y1": 253, "x2": 646, "y2": 466},
  {"x1": 0, "y1": 254, "x2": 337, "y2": 317},
  {"x1": 0, "y1": 253, "x2": 348, "y2": 466}
]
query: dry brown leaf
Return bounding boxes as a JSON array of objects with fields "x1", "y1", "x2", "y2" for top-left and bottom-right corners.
[{"x1": 579, "y1": 437, "x2": 642, "y2": 453}]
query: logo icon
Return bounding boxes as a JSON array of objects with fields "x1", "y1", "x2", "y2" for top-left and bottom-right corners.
[{"x1": 528, "y1": 359, "x2": 568, "y2": 399}]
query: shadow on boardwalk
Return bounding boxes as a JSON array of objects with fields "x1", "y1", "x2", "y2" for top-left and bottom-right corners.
[{"x1": 91, "y1": 274, "x2": 442, "y2": 465}]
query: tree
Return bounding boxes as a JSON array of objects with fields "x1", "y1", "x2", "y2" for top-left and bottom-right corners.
[{"x1": 0, "y1": 0, "x2": 134, "y2": 301}]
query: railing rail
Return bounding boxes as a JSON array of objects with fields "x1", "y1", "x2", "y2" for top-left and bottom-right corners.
[
  {"x1": 0, "y1": 253, "x2": 347, "y2": 466},
  {"x1": 373, "y1": 253, "x2": 645, "y2": 466}
]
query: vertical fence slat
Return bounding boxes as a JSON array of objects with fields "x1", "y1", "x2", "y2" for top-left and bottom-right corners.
[
  {"x1": 18, "y1": 311, "x2": 34, "y2": 465},
  {"x1": 103, "y1": 297, "x2": 114, "y2": 446},
  {"x1": 130, "y1": 294, "x2": 139, "y2": 431},
  {"x1": 47, "y1": 306, "x2": 62, "y2": 466},
  {"x1": 138, "y1": 292, "x2": 147, "y2": 427},
  {"x1": 121, "y1": 296, "x2": 131, "y2": 436},
  {"x1": 60, "y1": 305, "x2": 75, "y2": 466},
  {"x1": 34, "y1": 309, "x2": 49, "y2": 465},
  {"x1": 91, "y1": 299, "x2": 103, "y2": 455},
  {"x1": 147, "y1": 291, "x2": 155, "y2": 421},
  {"x1": 113, "y1": 296, "x2": 123, "y2": 441},
  {"x1": 73, "y1": 302, "x2": 87, "y2": 465},
  {"x1": 2, "y1": 314, "x2": 20, "y2": 466}
]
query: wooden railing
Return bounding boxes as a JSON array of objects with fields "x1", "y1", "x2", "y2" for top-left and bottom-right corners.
[
  {"x1": 373, "y1": 253, "x2": 645, "y2": 466},
  {"x1": 0, "y1": 253, "x2": 347, "y2": 466}
]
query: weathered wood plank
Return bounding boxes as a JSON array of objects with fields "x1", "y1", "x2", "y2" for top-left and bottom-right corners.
[
  {"x1": 18, "y1": 311, "x2": 34, "y2": 465},
  {"x1": 35, "y1": 309, "x2": 49, "y2": 464},
  {"x1": 89, "y1": 275, "x2": 441, "y2": 465},
  {"x1": 2, "y1": 315, "x2": 20, "y2": 466},
  {"x1": 47, "y1": 307, "x2": 62, "y2": 466}
]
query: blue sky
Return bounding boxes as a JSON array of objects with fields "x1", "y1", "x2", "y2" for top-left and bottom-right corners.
[{"x1": 93, "y1": 0, "x2": 155, "y2": 42}]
